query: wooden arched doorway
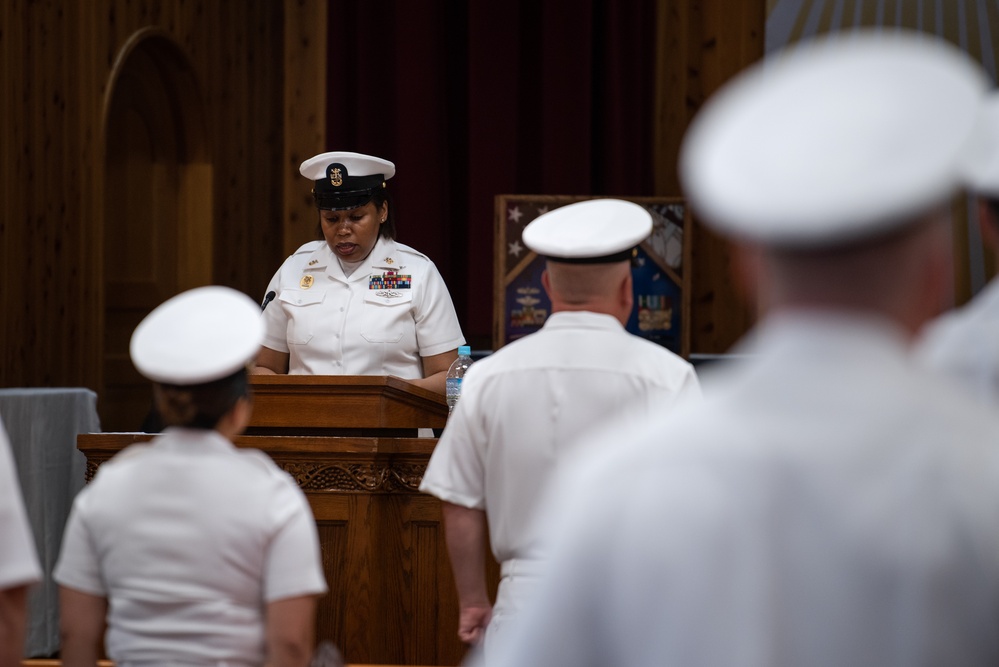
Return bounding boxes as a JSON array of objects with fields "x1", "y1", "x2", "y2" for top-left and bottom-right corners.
[{"x1": 101, "y1": 31, "x2": 212, "y2": 431}]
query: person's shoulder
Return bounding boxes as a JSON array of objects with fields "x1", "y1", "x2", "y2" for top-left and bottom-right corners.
[
  {"x1": 101, "y1": 441, "x2": 155, "y2": 469},
  {"x1": 390, "y1": 240, "x2": 436, "y2": 264},
  {"x1": 272, "y1": 240, "x2": 325, "y2": 271},
  {"x1": 291, "y1": 240, "x2": 326, "y2": 256},
  {"x1": 918, "y1": 279, "x2": 999, "y2": 366},
  {"x1": 619, "y1": 332, "x2": 696, "y2": 370},
  {"x1": 233, "y1": 447, "x2": 299, "y2": 484}
]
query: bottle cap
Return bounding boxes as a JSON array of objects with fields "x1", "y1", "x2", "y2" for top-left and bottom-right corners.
[{"x1": 458, "y1": 345, "x2": 471, "y2": 356}]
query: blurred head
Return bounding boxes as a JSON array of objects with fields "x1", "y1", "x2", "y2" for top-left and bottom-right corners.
[
  {"x1": 130, "y1": 286, "x2": 264, "y2": 433},
  {"x1": 523, "y1": 199, "x2": 652, "y2": 324},
  {"x1": 302, "y1": 151, "x2": 397, "y2": 251},
  {"x1": 679, "y1": 31, "x2": 988, "y2": 334},
  {"x1": 735, "y1": 208, "x2": 953, "y2": 335}
]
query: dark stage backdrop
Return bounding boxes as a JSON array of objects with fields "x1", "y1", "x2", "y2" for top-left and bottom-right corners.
[{"x1": 326, "y1": 1, "x2": 658, "y2": 349}]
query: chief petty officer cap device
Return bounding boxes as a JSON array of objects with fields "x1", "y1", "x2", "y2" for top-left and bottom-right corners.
[
  {"x1": 130, "y1": 285, "x2": 265, "y2": 385},
  {"x1": 678, "y1": 29, "x2": 989, "y2": 248},
  {"x1": 522, "y1": 198, "x2": 653, "y2": 264},
  {"x1": 301, "y1": 151, "x2": 396, "y2": 212}
]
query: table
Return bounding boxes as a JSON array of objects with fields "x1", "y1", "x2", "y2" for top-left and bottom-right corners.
[{"x1": 0, "y1": 388, "x2": 100, "y2": 657}]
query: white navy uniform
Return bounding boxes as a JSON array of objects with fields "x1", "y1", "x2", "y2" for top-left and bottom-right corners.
[
  {"x1": 490, "y1": 313, "x2": 999, "y2": 667},
  {"x1": 489, "y1": 30, "x2": 999, "y2": 667},
  {"x1": 0, "y1": 416, "x2": 41, "y2": 591},
  {"x1": 262, "y1": 235, "x2": 464, "y2": 376},
  {"x1": 421, "y1": 310, "x2": 701, "y2": 654},
  {"x1": 55, "y1": 428, "x2": 328, "y2": 666},
  {"x1": 916, "y1": 276, "x2": 999, "y2": 404}
]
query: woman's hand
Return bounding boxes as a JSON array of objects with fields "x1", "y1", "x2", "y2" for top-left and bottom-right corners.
[
  {"x1": 252, "y1": 346, "x2": 290, "y2": 374},
  {"x1": 408, "y1": 349, "x2": 459, "y2": 394}
]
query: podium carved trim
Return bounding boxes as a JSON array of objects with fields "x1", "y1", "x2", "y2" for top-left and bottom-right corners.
[
  {"x1": 85, "y1": 452, "x2": 427, "y2": 494},
  {"x1": 283, "y1": 461, "x2": 426, "y2": 493}
]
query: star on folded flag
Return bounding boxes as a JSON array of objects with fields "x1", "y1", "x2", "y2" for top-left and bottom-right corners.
[
  {"x1": 508, "y1": 240, "x2": 524, "y2": 258},
  {"x1": 508, "y1": 206, "x2": 524, "y2": 224}
]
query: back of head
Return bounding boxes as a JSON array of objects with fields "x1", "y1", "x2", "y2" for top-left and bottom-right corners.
[
  {"x1": 130, "y1": 286, "x2": 264, "y2": 430},
  {"x1": 522, "y1": 199, "x2": 652, "y2": 317},
  {"x1": 679, "y1": 30, "x2": 988, "y2": 325}
]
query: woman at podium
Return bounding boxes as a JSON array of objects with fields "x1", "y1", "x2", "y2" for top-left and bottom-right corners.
[{"x1": 253, "y1": 151, "x2": 465, "y2": 395}]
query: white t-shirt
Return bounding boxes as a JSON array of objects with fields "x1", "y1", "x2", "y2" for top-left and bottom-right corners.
[
  {"x1": 0, "y1": 417, "x2": 41, "y2": 589},
  {"x1": 55, "y1": 428, "x2": 328, "y2": 665},
  {"x1": 262, "y1": 236, "x2": 464, "y2": 377}
]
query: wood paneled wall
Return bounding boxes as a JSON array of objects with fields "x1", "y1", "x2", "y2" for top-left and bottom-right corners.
[
  {"x1": 0, "y1": 1, "x2": 327, "y2": 428},
  {"x1": 655, "y1": 0, "x2": 765, "y2": 354}
]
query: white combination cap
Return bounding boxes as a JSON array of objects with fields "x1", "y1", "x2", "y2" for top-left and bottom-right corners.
[
  {"x1": 680, "y1": 30, "x2": 988, "y2": 246},
  {"x1": 959, "y1": 94, "x2": 999, "y2": 197},
  {"x1": 522, "y1": 199, "x2": 653, "y2": 263},
  {"x1": 130, "y1": 286, "x2": 264, "y2": 385},
  {"x1": 300, "y1": 151, "x2": 396, "y2": 211}
]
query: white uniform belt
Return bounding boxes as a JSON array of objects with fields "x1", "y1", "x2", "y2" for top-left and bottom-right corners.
[{"x1": 500, "y1": 558, "x2": 546, "y2": 578}]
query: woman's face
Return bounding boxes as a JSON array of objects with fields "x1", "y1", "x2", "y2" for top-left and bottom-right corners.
[{"x1": 320, "y1": 200, "x2": 387, "y2": 262}]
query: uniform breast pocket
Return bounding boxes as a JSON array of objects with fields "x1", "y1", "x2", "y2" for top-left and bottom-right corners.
[
  {"x1": 361, "y1": 290, "x2": 413, "y2": 344},
  {"x1": 278, "y1": 289, "x2": 326, "y2": 345}
]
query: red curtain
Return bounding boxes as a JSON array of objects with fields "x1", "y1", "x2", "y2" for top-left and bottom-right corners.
[{"x1": 327, "y1": 0, "x2": 657, "y2": 348}]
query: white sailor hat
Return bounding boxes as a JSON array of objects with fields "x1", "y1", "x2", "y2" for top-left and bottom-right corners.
[
  {"x1": 130, "y1": 286, "x2": 264, "y2": 385},
  {"x1": 959, "y1": 94, "x2": 999, "y2": 197},
  {"x1": 680, "y1": 30, "x2": 988, "y2": 246},
  {"x1": 522, "y1": 199, "x2": 652, "y2": 263},
  {"x1": 300, "y1": 151, "x2": 396, "y2": 211}
]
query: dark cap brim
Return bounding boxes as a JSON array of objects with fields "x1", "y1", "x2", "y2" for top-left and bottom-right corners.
[
  {"x1": 543, "y1": 248, "x2": 637, "y2": 264},
  {"x1": 314, "y1": 191, "x2": 376, "y2": 211}
]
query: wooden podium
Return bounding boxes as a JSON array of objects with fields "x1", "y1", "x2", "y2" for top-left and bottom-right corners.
[{"x1": 77, "y1": 375, "x2": 482, "y2": 666}]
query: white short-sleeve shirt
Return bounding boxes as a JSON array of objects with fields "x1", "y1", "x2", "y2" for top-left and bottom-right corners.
[
  {"x1": 916, "y1": 276, "x2": 999, "y2": 404},
  {"x1": 420, "y1": 311, "x2": 701, "y2": 655},
  {"x1": 421, "y1": 310, "x2": 702, "y2": 562},
  {"x1": 0, "y1": 417, "x2": 41, "y2": 589},
  {"x1": 54, "y1": 428, "x2": 328, "y2": 665},
  {"x1": 261, "y1": 236, "x2": 464, "y2": 376}
]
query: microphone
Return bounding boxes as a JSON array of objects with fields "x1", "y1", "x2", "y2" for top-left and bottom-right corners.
[{"x1": 261, "y1": 291, "x2": 276, "y2": 311}]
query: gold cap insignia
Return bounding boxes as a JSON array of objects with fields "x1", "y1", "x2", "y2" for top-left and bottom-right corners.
[
  {"x1": 330, "y1": 167, "x2": 343, "y2": 187},
  {"x1": 300, "y1": 275, "x2": 315, "y2": 289}
]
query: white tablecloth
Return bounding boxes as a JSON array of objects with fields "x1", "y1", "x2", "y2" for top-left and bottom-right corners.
[{"x1": 0, "y1": 388, "x2": 99, "y2": 657}]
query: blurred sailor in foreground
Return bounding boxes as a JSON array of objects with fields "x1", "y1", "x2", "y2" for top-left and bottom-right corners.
[
  {"x1": 489, "y1": 32, "x2": 999, "y2": 667},
  {"x1": 917, "y1": 94, "x2": 999, "y2": 404},
  {"x1": 56, "y1": 286, "x2": 328, "y2": 667},
  {"x1": 0, "y1": 416, "x2": 41, "y2": 667},
  {"x1": 420, "y1": 199, "x2": 701, "y2": 662}
]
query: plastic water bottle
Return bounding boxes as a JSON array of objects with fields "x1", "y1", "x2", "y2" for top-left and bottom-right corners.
[
  {"x1": 445, "y1": 345, "x2": 473, "y2": 416},
  {"x1": 309, "y1": 640, "x2": 344, "y2": 667}
]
